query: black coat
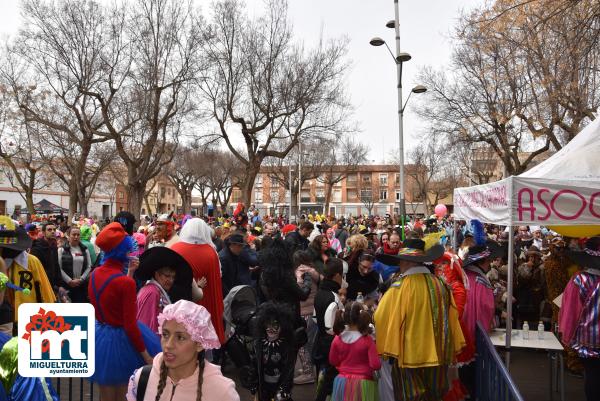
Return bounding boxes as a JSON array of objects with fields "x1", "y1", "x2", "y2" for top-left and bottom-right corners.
[
  {"x1": 284, "y1": 230, "x2": 309, "y2": 255},
  {"x1": 260, "y1": 267, "x2": 311, "y2": 329},
  {"x1": 219, "y1": 246, "x2": 253, "y2": 297},
  {"x1": 30, "y1": 237, "x2": 60, "y2": 288},
  {"x1": 345, "y1": 250, "x2": 380, "y2": 300},
  {"x1": 312, "y1": 279, "x2": 341, "y2": 364}
]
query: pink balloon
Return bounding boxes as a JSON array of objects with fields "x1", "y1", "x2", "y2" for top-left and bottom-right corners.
[{"x1": 434, "y1": 204, "x2": 447, "y2": 217}]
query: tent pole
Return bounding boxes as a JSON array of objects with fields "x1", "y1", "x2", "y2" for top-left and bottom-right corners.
[
  {"x1": 505, "y1": 225, "x2": 515, "y2": 369},
  {"x1": 453, "y1": 220, "x2": 459, "y2": 251}
]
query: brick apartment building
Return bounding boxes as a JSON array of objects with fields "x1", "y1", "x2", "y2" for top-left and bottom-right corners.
[{"x1": 231, "y1": 164, "x2": 427, "y2": 217}]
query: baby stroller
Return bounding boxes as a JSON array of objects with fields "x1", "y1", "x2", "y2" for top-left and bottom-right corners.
[{"x1": 223, "y1": 285, "x2": 259, "y2": 383}]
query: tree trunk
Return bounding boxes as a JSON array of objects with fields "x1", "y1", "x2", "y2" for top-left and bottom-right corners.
[
  {"x1": 127, "y1": 182, "x2": 146, "y2": 222},
  {"x1": 78, "y1": 187, "x2": 89, "y2": 217},
  {"x1": 68, "y1": 178, "x2": 78, "y2": 221},
  {"x1": 25, "y1": 190, "x2": 35, "y2": 215},
  {"x1": 181, "y1": 189, "x2": 192, "y2": 214},
  {"x1": 240, "y1": 161, "x2": 261, "y2": 206},
  {"x1": 144, "y1": 195, "x2": 153, "y2": 216},
  {"x1": 324, "y1": 182, "x2": 333, "y2": 216}
]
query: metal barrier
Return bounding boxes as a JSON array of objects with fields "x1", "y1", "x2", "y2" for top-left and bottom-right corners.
[
  {"x1": 476, "y1": 322, "x2": 524, "y2": 401},
  {"x1": 50, "y1": 377, "x2": 98, "y2": 401}
]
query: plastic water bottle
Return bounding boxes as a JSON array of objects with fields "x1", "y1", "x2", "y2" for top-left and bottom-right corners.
[
  {"x1": 522, "y1": 321, "x2": 530, "y2": 340},
  {"x1": 356, "y1": 292, "x2": 364, "y2": 304},
  {"x1": 538, "y1": 321, "x2": 545, "y2": 340}
]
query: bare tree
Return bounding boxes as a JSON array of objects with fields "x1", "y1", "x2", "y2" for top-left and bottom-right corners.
[
  {"x1": 417, "y1": 0, "x2": 599, "y2": 176},
  {"x1": 263, "y1": 138, "x2": 324, "y2": 215},
  {"x1": 3, "y1": 0, "x2": 122, "y2": 217},
  {"x1": 0, "y1": 87, "x2": 48, "y2": 214},
  {"x1": 200, "y1": 0, "x2": 351, "y2": 206},
  {"x1": 81, "y1": 0, "x2": 204, "y2": 219},
  {"x1": 317, "y1": 137, "x2": 369, "y2": 214},
  {"x1": 474, "y1": 0, "x2": 599, "y2": 147},
  {"x1": 166, "y1": 147, "x2": 202, "y2": 214},
  {"x1": 206, "y1": 151, "x2": 243, "y2": 214},
  {"x1": 359, "y1": 188, "x2": 375, "y2": 216}
]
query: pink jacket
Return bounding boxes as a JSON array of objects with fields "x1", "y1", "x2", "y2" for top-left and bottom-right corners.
[
  {"x1": 126, "y1": 353, "x2": 240, "y2": 401},
  {"x1": 136, "y1": 282, "x2": 167, "y2": 334},
  {"x1": 329, "y1": 330, "x2": 381, "y2": 379}
]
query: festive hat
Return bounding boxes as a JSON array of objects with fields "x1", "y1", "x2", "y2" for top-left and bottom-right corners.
[
  {"x1": 0, "y1": 216, "x2": 32, "y2": 251},
  {"x1": 136, "y1": 247, "x2": 193, "y2": 302},
  {"x1": 568, "y1": 236, "x2": 600, "y2": 269},
  {"x1": 376, "y1": 238, "x2": 444, "y2": 265},
  {"x1": 158, "y1": 300, "x2": 220, "y2": 350},
  {"x1": 463, "y1": 219, "x2": 504, "y2": 267},
  {"x1": 96, "y1": 222, "x2": 128, "y2": 253}
]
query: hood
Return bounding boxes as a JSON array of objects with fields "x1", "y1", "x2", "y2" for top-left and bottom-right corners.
[{"x1": 340, "y1": 330, "x2": 362, "y2": 344}]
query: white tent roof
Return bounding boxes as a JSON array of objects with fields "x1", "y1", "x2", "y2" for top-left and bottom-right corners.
[
  {"x1": 520, "y1": 117, "x2": 600, "y2": 181},
  {"x1": 454, "y1": 116, "x2": 600, "y2": 225}
]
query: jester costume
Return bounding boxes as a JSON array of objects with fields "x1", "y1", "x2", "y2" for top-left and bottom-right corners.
[{"x1": 375, "y1": 265, "x2": 465, "y2": 401}]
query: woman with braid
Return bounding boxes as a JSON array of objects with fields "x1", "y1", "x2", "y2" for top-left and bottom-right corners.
[{"x1": 127, "y1": 300, "x2": 240, "y2": 401}]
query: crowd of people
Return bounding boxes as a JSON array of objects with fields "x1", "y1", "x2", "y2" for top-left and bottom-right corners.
[{"x1": 0, "y1": 203, "x2": 599, "y2": 401}]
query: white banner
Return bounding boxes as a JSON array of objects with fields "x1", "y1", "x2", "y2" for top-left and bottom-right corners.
[
  {"x1": 453, "y1": 179, "x2": 511, "y2": 225},
  {"x1": 513, "y1": 177, "x2": 600, "y2": 226}
]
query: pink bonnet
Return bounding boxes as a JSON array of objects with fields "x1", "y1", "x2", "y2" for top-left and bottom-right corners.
[{"x1": 157, "y1": 300, "x2": 221, "y2": 350}]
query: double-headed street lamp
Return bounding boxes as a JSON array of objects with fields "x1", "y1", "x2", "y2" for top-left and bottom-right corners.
[{"x1": 370, "y1": 5, "x2": 427, "y2": 239}]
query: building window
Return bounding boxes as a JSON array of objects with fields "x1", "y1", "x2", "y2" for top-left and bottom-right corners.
[
  {"x1": 395, "y1": 191, "x2": 401, "y2": 201},
  {"x1": 379, "y1": 173, "x2": 388, "y2": 186},
  {"x1": 255, "y1": 175, "x2": 263, "y2": 186},
  {"x1": 395, "y1": 174, "x2": 400, "y2": 185},
  {"x1": 301, "y1": 190, "x2": 311, "y2": 203},
  {"x1": 333, "y1": 189, "x2": 342, "y2": 202},
  {"x1": 269, "y1": 190, "x2": 279, "y2": 203},
  {"x1": 380, "y1": 190, "x2": 388, "y2": 201},
  {"x1": 316, "y1": 189, "x2": 325, "y2": 202},
  {"x1": 254, "y1": 189, "x2": 263, "y2": 203},
  {"x1": 346, "y1": 189, "x2": 357, "y2": 200},
  {"x1": 160, "y1": 187, "x2": 166, "y2": 198},
  {"x1": 347, "y1": 174, "x2": 357, "y2": 183},
  {"x1": 118, "y1": 191, "x2": 124, "y2": 199},
  {"x1": 361, "y1": 174, "x2": 371, "y2": 183},
  {"x1": 360, "y1": 189, "x2": 372, "y2": 199}
]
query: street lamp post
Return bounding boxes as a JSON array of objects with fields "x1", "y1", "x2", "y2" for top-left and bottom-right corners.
[{"x1": 370, "y1": 1, "x2": 427, "y2": 239}]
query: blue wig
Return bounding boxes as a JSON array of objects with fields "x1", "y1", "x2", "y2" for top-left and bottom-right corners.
[
  {"x1": 103, "y1": 235, "x2": 134, "y2": 263},
  {"x1": 471, "y1": 219, "x2": 486, "y2": 247}
]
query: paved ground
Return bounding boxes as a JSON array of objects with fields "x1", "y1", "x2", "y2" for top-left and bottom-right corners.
[
  {"x1": 508, "y1": 348, "x2": 585, "y2": 401},
  {"x1": 50, "y1": 348, "x2": 586, "y2": 400}
]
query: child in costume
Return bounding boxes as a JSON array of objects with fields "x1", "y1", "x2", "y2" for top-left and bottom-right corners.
[
  {"x1": 329, "y1": 301, "x2": 380, "y2": 401},
  {"x1": 126, "y1": 300, "x2": 239, "y2": 401},
  {"x1": 88, "y1": 222, "x2": 161, "y2": 401},
  {"x1": 245, "y1": 301, "x2": 298, "y2": 401}
]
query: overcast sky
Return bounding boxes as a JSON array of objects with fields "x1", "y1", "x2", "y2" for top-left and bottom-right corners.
[{"x1": 0, "y1": 0, "x2": 484, "y2": 162}]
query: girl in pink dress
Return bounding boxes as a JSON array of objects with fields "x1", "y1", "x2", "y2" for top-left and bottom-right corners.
[{"x1": 329, "y1": 301, "x2": 381, "y2": 401}]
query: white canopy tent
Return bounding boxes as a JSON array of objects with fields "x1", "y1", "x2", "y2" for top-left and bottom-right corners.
[{"x1": 453, "y1": 115, "x2": 600, "y2": 366}]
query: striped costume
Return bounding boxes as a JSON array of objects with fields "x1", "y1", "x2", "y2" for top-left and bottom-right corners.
[{"x1": 559, "y1": 269, "x2": 600, "y2": 358}]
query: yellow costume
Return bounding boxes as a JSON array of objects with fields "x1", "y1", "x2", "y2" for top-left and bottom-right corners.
[
  {"x1": 375, "y1": 267, "x2": 465, "y2": 400},
  {"x1": 8, "y1": 253, "x2": 56, "y2": 320}
]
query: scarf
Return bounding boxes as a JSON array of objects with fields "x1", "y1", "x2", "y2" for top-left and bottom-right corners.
[{"x1": 383, "y1": 242, "x2": 400, "y2": 255}]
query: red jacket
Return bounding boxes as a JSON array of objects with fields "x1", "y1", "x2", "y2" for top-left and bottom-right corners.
[{"x1": 88, "y1": 259, "x2": 145, "y2": 352}]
